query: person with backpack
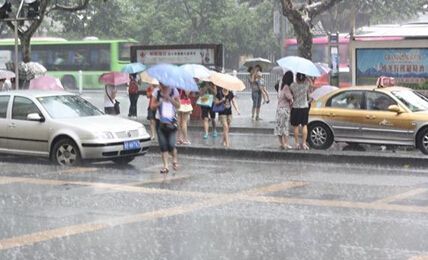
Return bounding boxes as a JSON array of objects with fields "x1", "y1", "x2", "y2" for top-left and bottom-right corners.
[
  {"x1": 150, "y1": 83, "x2": 180, "y2": 174},
  {"x1": 128, "y1": 74, "x2": 140, "y2": 118}
]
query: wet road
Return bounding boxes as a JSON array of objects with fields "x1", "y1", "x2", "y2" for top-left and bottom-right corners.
[{"x1": 0, "y1": 154, "x2": 427, "y2": 259}]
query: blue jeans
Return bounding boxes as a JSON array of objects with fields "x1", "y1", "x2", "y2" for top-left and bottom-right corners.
[
  {"x1": 252, "y1": 90, "x2": 262, "y2": 109},
  {"x1": 156, "y1": 120, "x2": 177, "y2": 153}
]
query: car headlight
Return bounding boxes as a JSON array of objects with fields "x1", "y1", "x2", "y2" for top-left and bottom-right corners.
[{"x1": 94, "y1": 131, "x2": 115, "y2": 140}]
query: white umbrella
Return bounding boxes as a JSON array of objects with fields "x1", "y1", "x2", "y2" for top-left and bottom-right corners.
[
  {"x1": 243, "y1": 57, "x2": 273, "y2": 72},
  {"x1": 180, "y1": 64, "x2": 211, "y2": 80},
  {"x1": 314, "y1": 62, "x2": 331, "y2": 75},
  {"x1": 277, "y1": 56, "x2": 321, "y2": 77},
  {"x1": 0, "y1": 70, "x2": 15, "y2": 79},
  {"x1": 139, "y1": 71, "x2": 159, "y2": 85}
]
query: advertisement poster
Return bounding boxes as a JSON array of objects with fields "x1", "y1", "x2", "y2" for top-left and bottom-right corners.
[
  {"x1": 136, "y1": 48, "x2": 216, "y2": 66},
  {"x1": 0, "y1": 50, "x2": 12, "y2": 70},
  {"x1": 356, "y1": 48, "x2": 428, "y2": 89}
]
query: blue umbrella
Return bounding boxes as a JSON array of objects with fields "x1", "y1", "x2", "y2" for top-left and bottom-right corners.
[
  {"x1": 121, "y1": 62, "x2": 147, "y2": 74},
  {"x1": 277, "y1": 56, "x2": 321, "y2": 77},
  {"x1": 146, "y1": 64, "x2": 198, "y2": 92}
]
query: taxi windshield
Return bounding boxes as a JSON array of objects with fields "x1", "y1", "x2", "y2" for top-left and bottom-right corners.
[{"x1": 392, "y1": 90, "x2": 428, "y2": 112}]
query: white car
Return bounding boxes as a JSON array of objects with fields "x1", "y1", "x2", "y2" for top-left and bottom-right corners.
[{"x1": 0, "y1": 90, "x2": 151, "y2": 166}]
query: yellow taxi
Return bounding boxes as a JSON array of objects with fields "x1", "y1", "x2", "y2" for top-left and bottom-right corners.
[{"x1": 308, "y1": 85, "x2": 428, "y2": 154}]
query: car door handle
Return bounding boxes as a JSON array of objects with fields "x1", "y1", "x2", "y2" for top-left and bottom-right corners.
[
  {"x1": 8, "y1": 123, "x2": 16, "y2": 128},
  {"x1": 329, "y1": 112, "x2": 336, "y2": 117},
  {"x1": 366, "y1": 115, "x2": 376, "y2": 119}
]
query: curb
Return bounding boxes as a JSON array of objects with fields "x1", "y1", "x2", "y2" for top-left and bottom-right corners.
[
  {"x1": 147, "y1": 144, "x2": 428, "y2": 168},
  {"x1": 142, "y1": 123, "x2": 274, "y2": 135}
]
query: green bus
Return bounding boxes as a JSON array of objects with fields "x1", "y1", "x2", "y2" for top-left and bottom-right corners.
[{"x1": 0, "y1": 37, "x2": 137, "y2": 89}]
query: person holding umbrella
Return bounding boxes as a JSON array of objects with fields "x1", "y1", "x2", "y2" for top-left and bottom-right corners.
[
  {"x1": 146, "y1": 64, "x2": 198, "y2": 174},
  {"x1": 127, "y1": 74, "x2": 140, "y2": 118},
  {"x1": 150, "y1": 83, "x2": 180, "y2": 174},
  {"x1": 275, "y1": 71, "x2": 294, "y2": 150},
  {"x1": 289, "y1": 73, "x2": 312, "y2": 150}
]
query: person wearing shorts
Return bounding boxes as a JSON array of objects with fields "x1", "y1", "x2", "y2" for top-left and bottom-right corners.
[
  {"x1": 289, "y1": 73, "x2": 311, "y2": 150},
  {"x1": 215, "y1": 87, "x2": 240, "y2": 148},
  {"x1": 199, "y1": 82, "x2": 218, "y2": 139}
]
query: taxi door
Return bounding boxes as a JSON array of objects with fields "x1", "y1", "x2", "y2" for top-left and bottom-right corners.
[
  {"x1": 323, "y1": 90, "x2": 366, "y2": 140},
  {"x1": 362, "y1": 91, "x2": 415, "y2": 144}
]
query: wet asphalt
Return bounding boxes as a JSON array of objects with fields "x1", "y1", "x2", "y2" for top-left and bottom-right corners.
[{"x1": 0, "y1": 153, "x2": 427, "y2": 260}]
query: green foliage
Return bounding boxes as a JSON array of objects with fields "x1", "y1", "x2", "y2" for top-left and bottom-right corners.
[{"x1": 45, "y1": 0, "x2": 280, "y2": 69}]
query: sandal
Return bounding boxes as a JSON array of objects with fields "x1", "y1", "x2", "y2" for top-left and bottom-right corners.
[
  {"x1": 302, "y1": 144, "x2": 310, "y2": 150},
  {"x1": 160, "y1": 168, "x2": 169, "y2": 174},
  {"x1": 172, "y1": 162, "x2": 179, "y2": 171}
]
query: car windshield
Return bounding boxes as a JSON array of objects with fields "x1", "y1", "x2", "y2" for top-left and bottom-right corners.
[
  {"x1": 37, "y1": 95, "x2": 103, "y2": 119},
  {"x1": 392, "y1": 90, "x2": 428, "y2": 112}
]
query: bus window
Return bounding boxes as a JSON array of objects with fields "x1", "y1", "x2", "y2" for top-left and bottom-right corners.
[{"x1": 119, "y1": 43, "x2": 132, "y2": 61}]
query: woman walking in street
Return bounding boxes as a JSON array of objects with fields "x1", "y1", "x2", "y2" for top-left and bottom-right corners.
[
  {"x1": 275, "y1": 71, "x2": 294, "y2": 150},
  {"x1": 248, "y1": 67, "x2": 262, "y2": 120},
  {"x1": 214, "y1": 87, "x2": 240, "y2": 148},
  {"x1": 289, "y1": 73, "x2": 311, "y2": 150},
  {"x1": 150, "y1": 83, "x2": 180, "y2": 174},
  {"x1": 177, "y1": 89, "x2": 193, "y2": 145},
  {"x1": 199, "y1": 82, "x2": 218, "y2": 139}
]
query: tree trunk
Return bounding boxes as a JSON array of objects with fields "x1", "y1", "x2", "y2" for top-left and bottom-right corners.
[
  {"x1": 294, "y1": 21, "x2": 313, "y2": 60},
  {"x1": 20, "y1": 36, "x2": 31, "y2": 63}
]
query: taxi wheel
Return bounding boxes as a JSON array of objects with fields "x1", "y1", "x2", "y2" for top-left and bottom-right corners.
[
  {"x1": 51, "y1": 138, "x2": 81, "y2": 166},
  {"x1": 308, "y1": 122, "x2": 333, "y2": 150},
  {"x1": 417, "y1": 128, "x2": 428, "y2": 155},
  {"x1": 112, "y1": 157, "x2": 135, "y2": 165}
]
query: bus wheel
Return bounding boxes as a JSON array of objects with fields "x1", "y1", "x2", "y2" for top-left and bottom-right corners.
[{"x1": 61, "y1": 75, "x2": 77, "y2": 90}]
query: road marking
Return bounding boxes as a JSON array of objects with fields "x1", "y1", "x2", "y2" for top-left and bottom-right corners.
[
  {"x1": 125, "y1": 174, "x2": 192, "y2": 186},
  {"x1": 373, "y1": 188, "x2": 428, "y2": 204},
  {"x1": 0, "y1": 177, "x2": 25, "y2": 185},
  {"x1": 245, "y1": 195, "x2": 428, "y2": 214},
  {"x1": 0, "y1": 181, "x2": 299, "y2": 251},
  {"x1": 59, "y1": 167, "x2": 98, "y2": 174}
]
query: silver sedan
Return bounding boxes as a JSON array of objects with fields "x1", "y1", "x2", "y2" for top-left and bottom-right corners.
[{"x1": 0, "y1": 90, "x2": 151, "y2": 166}]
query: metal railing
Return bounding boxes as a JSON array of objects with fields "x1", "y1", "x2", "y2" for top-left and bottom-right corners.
[{"x1": 235, "y1": 72, "x2": 282, "y2": 92}]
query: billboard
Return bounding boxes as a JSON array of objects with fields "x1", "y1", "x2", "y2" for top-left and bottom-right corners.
[
  {"x1": 356, "y1": 48, "x2": 428, "y2": 89},
  {"x1": 130, "y1": 44, "x2": 223, "y2": 69}
]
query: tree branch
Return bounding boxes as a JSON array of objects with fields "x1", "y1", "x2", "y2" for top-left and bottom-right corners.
[{"x1": 307, "y1": 0, "x2": 345, "y2": 18}]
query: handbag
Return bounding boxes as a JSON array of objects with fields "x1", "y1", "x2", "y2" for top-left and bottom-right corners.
[
  {"x1": 212, "y1": 103, "x2": 225, "y2": 113},
  {"x1": 196, "y1": 94, "x2": 214, "y2": 108},
  {"x1": 178, "y1": 98, "x2": 193, "y2": 113},
  {"x1": 114, "y1": 100, "x2": 120, "y2": 114}
]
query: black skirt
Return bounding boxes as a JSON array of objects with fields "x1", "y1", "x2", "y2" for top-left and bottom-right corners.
[{"x1": 290, "y1": 107, "x2": 309, "y2": 126}]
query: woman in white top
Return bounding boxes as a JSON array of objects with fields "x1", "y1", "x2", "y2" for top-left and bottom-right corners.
[
  {"x1": 150, "y1": 83, "x2": 181, "y2": 174},
  {"x1": 104, "y1": 84, "x2": 118, "y2": 115}
]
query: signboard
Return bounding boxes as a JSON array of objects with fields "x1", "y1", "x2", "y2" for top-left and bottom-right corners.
[
  {"x1": 356, "y1": 48, "x2": 428, "y2": 89},
  {"x1": 137, "y1": 48, "x2": 215, "y2": 66},
  {"x1": 131, "y1": 44, "x2": 223, "y2": 69},
  {"x1": 0, "y1": 50, "x2": 11, "y2": 69}
]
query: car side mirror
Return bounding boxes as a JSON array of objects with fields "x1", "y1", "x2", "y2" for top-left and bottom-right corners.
[
  {"x1": 27, "y1": 113, "x2": 45, "y2": 122},
  {"x1": 388, "y1": 105, "x2": 404, "y2": 114}
]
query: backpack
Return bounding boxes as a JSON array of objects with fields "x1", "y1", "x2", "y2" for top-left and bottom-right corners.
[{"x1": 128, "y1": 80, "x2": 139, "y2": 94}]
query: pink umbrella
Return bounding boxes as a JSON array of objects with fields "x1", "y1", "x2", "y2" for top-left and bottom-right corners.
[
  {"x1": 310, "y1": 85, "x2": 338, "y2": 100},
  {"x1": 29, "y1": 75, "x2": 64, "y2": 91},
  {"x1": 99, "y1": 72, "x2": 130, "y2": 86}
]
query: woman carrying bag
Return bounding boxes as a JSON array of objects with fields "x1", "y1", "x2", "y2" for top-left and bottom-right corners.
[
  {"x1": 150, "y1": 83, "x2": 181, "y2": 174},
  {"x1": 177, "y1": 89, "x2": 193, "y2": 145}
]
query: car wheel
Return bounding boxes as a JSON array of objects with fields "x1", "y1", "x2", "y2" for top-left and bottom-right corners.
[
  {"x1": 417, "y1": 128, "x2": 428, "y2": 155},
  {"x1": 308, "y1": 122, "x2": 334, "y2": 150},
  {"x1": 112, "y1": 157, "x2": 135, "y2": 165},
  {"x1": 51, "y1": 138, "x2": 81, "y2": 166}
]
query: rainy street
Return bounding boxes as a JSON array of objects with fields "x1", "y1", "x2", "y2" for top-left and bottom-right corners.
[{"x1": 0, "y1": 154, "x2": 427, "y2": 260}]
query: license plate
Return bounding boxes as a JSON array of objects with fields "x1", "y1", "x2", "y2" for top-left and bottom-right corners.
[{"x1": 123, "y1": 140, "x2": 141, "y2": 150}]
